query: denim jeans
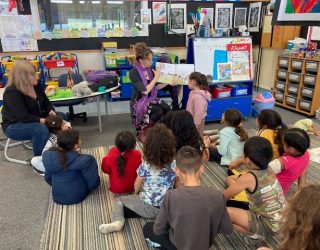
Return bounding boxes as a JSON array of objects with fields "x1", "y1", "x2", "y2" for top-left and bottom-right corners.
[{"x1": 5, "y1": 122, "x2": 49, "y2": 156}]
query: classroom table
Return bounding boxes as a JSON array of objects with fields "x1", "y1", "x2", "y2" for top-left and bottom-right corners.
[{"x1": 50, "y1": 85, "x2": 119, "y2": 132}]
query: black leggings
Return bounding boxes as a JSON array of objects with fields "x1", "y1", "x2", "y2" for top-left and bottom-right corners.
[{"x1": 143, "y1": 222, "x2": 177, "y2": 250}]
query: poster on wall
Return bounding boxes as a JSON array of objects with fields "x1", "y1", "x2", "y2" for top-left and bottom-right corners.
[
  {"x1": 141, "y1": 9, "x2": 152, "y2": 25},
  {"x1": 169, "y1": 3, "x2": 186, "y2": 34},
  {"x1": 277, "y1": 0, "x2": 320, "y2": 21},
  {"x1": 215, "y1": 4, "x2": 233, "y2": 30},
  {"x1": 1, "y1": 38, "x2": 38, "y2": 52},
  {"x1": 227, "y1": 43, "x2": 251, "y2": 81},
  {"x1": 152, "y1": 2, "x2": 166, "y2": 24},
  {"x1": 201, "y1": 7, "x2": 214, "y2": 27},
  {"x1": 248, "y1": 2, "x2": 262, "y2": 32},
  {"x1": 234, "y1": 8, "x2": 247, "y2": 28}
]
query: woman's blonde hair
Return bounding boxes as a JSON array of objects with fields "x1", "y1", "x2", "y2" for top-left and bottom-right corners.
[
  {"x1": 280, "y1": 184, "x2": 320, "y2": 250},
  {"x1": 8, "y1": 60, "x2": 37, "y2": 95}
]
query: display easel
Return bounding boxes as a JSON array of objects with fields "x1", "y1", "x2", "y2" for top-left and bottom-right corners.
[{"x1": 183, "y1": 36, "x2": 254, "y2": 121}]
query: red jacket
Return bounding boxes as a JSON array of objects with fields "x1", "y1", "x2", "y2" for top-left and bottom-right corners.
[{"x1": 101, "y1": 147, "x2": 142, "y2": 194}]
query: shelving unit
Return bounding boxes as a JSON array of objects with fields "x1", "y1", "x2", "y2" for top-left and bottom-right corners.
[{"x1": 273, "y1": 56, "x2": 320, "y2": 116}]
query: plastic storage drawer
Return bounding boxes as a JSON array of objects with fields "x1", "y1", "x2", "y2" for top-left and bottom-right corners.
[
  {"x1": 287, "y1": 84, "x2": 299, "y2": 95},
  {"x1": 304, "y1": 74, "x2": 317, "y2": 85},
  {"x1": 212, "y1": 86, "x2": 232, "y2": 98},
  {"x1": 227, "y1": 84, "x2": 249, "y2": 97},
  {"x1": 301, "y1": 87, "x2": 314, "y2": 98},
  {"x1": 299, "y1": 99, "x2": 312, "y2": 111},
  {"x1": 288, "y1": 72, "x2": 301, "y2": 82},
  {"x1": 305, "y1": 61, "x2": 318, "y2": 72},
  {"x1": 275, "y1": 92, "x2": 284, "y2": 102},
  {"x1": 278, "y1": 70, "x2": 287, "y2": 79},
  {"x1": 275, "y1": 81, "x2": 286, "y2": 91},
  {"x1": 286, "y1": 95, "x2": 297, "y2": 107},
  {"x1": 279, "y1": 57, "x2": 289, "y2": 68},
  {"x1": 291, "y1": 59, "x2": 303, "y2": 70}
]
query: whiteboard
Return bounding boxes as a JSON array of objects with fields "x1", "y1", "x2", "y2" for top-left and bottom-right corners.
[{"x1": 193, "y1": 37, "x2": 253, "y2": 81}]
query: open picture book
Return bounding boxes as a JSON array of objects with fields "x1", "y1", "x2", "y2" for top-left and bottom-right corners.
[{"x1": 156, "y1": 62, "x2": 195, "y2": 85}]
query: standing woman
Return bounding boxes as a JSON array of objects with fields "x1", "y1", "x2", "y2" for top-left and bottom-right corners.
[
  {"x1": 1, "y1": 61, "x2": 55, "y2": 156},
  {"x1": 129, "y1": 42, "x2": 167, "y2": 136}
]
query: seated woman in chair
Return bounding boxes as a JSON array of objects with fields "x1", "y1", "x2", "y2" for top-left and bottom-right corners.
[
  {"x1": 129, "y1": 42, "x2": 168, "y2": 138},
  {"x1": 1, "y1": 61, "x2": 61, "y2": 156}
]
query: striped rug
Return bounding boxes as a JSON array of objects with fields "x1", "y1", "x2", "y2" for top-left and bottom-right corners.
[{"x1": 40, "y1": 130, "x2": 320, "y2": 250}]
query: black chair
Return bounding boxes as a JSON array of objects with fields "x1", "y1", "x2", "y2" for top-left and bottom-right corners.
[{"x1": 53, "y1": 73, "x2": 87, "y2": 122}]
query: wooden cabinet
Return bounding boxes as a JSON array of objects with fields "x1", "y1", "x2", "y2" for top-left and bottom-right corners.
[{"x1": 273, "y1": 56, "x2": 320, "y2": 116}]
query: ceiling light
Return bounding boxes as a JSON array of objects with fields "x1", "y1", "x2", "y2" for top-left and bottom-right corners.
[
  {"x1": 107, "y1": 1, "x2": 123, "y2": 4},
  {"x1": 92, "y1": 0, "x2": 100, "y2": 3},
  {"x1": 79, "y1": 0, "x2": 85, "y2": 3},
  {"x1": 51, "y1": 0, "x2": 73, "y2": 3}
]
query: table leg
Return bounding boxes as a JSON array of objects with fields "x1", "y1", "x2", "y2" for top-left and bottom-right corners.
[
  {"x1": 97, "y1": 96, "x2": 102, "y2": 132},
  {"x1": 104, "y1": 95, "x2": 108, "y2": 115}
]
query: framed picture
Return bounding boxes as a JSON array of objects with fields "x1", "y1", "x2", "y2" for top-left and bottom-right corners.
[
  {"x1": 277, "y1": 0, "x2": 320, "y2": 21},
  {"x1": 169, "y1": 3, "x2": 186, "y2": 34},
  {"x1": 248, "y1": 2, "x2": 262, "y2": 32},
  {"x1": 234, "y1": 8, "x2": 247, "y2": 28},
  {"x1": 215, "y1": 3, "x2": 233, "y2": 30}
]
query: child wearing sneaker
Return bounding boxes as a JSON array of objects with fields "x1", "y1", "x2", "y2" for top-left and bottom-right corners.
[
  {"x1": 143, "y1": 146, "x2": 233, "y2": 250},
  {"x1": 101, "y1": 130, "x2": 142, "y2": 194},
  {"x1": 31, "y1": 115, "x2": 70, "y2": 175},
  {"x1": 224, "y1": 137, "x2": 285, "y2": 242},
  {"x1": 99, "y1": 125, "x2": 176, "y2": 234}
]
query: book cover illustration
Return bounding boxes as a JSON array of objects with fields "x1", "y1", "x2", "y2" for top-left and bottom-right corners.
[
  {"x1": 227, "y1": 43, "x2": 251, "y2": 81},
  {"x1": 217, "y1": 63, "x2": 232, "y2": 81},
  {"x1": 156, "y1": 63, "x2": 194, "y2": 85}
]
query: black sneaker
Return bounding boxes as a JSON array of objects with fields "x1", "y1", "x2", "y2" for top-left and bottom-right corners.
[{"x1": 32, "y1": 167, "x2": 45, "y2": 176}]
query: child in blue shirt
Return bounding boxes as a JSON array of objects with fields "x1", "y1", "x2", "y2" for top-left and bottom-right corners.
[
  {"x1": 208, "y1": 108, "x2": 248, "y2": 166},
  {"x1": 99, "y1": 125, "x2": 176, "y2": 234}
]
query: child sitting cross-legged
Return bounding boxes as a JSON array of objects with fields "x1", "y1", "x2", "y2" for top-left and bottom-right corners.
[
  {"x1": 224, "y1": 137, "x2": 286, "y2": 243},
  {"x1": 143, "y1": 146, "x2": 233, "y2": 250},
  {"x1": 99, "y1": 124, "x2": 176, "y2": 234},
  {"x1": 101, "y1": 130, "x2": 142, "y2": 195}
]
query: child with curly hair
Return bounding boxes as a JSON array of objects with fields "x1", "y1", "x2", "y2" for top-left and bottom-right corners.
[
  {"x1": 99, "y1": 125, "x2": 176, "y2": 234},
  {"x1": 101, "y1": 130, "x2": 142, "y2": 194}
]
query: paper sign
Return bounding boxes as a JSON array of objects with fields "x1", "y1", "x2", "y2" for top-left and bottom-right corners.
[{"x1": 57, "y1": 61, "x2": 65, "y2": 67}]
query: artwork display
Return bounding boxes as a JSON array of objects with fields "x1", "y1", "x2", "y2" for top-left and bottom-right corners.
[
  {"x1": 152, "y1": 2, "x2": 167, "y2": 24},
  {"x1": 215, "y1": 4, "x2": 233, "y2": 30},
  {"x1": 141, "y1": 9, "x2": 152, "y2": 25},
  {"x1": 169, "y1": 3, "x2": 186, "y2": 34},
  {"x1": 201, "y1": 7, "x2": 214, "y2": 27},
  {"x1": 277, "y1": 0, "x2": 320, "y2": 21},
  {"x1": 217, "y1": 63, "x2": 232, "y2": 81},
  {"x1": 234, "y1": 8, "x2": 247, "y2": 28},
  {"x1": 156, "y1": 62, "x2": 194, "y2": 85},
  {"x1": 248, "y1": 2, "x2": 262, "y2": 32}
]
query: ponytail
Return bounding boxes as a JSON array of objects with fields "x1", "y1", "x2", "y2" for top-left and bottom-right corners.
[
  {"x1": 235, "y1": 125, "x2": 248, "y2": 142},
  {"x1": 114, "y1": 131, "x2": 136, "y2": 178},
  {"x1": 274, "y1": 123, "x2": 288, "y2": 156},
  {"x1": 51, "y1": 146, "x2": 68, "y2": 170},
  {"x1": 116, "y1": 153, "x2": 127, "y2": 177}
]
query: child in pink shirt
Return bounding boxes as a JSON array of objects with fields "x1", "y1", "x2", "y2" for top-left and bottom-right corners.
[
  {"x1": 269, "y1": 128, "x2": 310, "y2": 194},
  {"x1": 186, "y1": 72, "x2": 211, "y2": 137}
]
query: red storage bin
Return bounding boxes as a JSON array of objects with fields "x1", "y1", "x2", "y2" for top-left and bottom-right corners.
[
  {"x1": 212, "y1": 86, "x2": 232, "y2": 98},
  {"x1": 44, "y1": 59, "x2": 75, "y2": 68}
]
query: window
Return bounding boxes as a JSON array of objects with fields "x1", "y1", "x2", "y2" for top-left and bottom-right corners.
[{"x1": 38, "y1": 0, "x2": 148, "y2": 37}]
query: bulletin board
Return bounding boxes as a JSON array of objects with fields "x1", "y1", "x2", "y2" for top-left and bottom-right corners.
[{"x1": 193, "y1": 37, "x2": 253, "y2": 82}]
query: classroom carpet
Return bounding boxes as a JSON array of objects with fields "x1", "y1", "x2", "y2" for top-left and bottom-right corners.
[{"x1": 39, "y1": 130, "x2": 320, "y2": 250}]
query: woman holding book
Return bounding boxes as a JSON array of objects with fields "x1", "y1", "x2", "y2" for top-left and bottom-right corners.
[{"x1": 129, "y1": 42, "x2": 168, "y2": 138}]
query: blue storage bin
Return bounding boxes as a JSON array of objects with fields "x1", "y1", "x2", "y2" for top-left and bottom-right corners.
[
  {"x1": 229, "y1": 84, "x2": 249, "y2": 97},
  {"x1": 121, "y1": 83, "x2": 132, "y2": 98}
]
